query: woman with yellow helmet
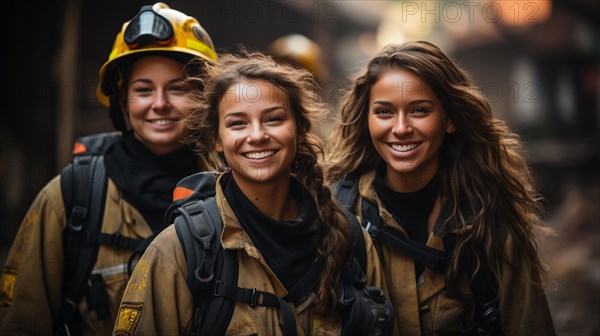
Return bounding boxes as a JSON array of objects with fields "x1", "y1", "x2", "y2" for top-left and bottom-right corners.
[{"x1": 0, "y1": 3, "x2": 216, "y2": 335}]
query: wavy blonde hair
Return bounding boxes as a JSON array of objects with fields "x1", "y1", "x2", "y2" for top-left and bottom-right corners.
[
  {"x1": 186, "y1": 51, "x2": 351, "y2": 311},
  {"x1": 328, "y1": 41, "x2": 548, "y2": 289}
]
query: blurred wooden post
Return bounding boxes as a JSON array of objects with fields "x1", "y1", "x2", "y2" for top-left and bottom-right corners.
[{"x1": 55, "y1": 1, "x2": 81, "y2": 170}]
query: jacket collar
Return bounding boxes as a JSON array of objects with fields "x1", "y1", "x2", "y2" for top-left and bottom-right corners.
[
  {"x1": 358, "y1": 171, "x2": 474, "y2": 303},
  {"x1": 358, "y1": 170, "x2": 473, "y2": 236},
  {"x1": 105, "y1": 178, "x2": 153, "y2": 238},
  {"x1": 215, "y1": 173, "x2": 263, "y2": 260}
]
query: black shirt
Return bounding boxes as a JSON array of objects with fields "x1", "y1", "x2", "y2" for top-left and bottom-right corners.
[
  {"x1": 373, "y1": 164, "x2": 440, "y2": 275},
  {"x1": 223, "y1": 175, "x2": 320, "y2": 291},
  {"x1": 104, "y1": 132, "x2": 200, "y2": 233}
]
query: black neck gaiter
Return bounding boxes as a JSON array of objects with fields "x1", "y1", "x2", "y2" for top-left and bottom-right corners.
[
  {"x1": 223, "y1": 175, "x2": 320, "y2": 290},
  {"x1": 104, "y1": 132, "x2": 200, "y2": 233},
  {"x1": 374, "y1": 164, "x2": 440, "y2": 275}
]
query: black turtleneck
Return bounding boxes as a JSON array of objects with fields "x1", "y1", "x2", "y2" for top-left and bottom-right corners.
[
  {"x1": 223, "y1": 175, "x2": 320, "y2": 291},
  {"x1": 104, "y1": 132, "x2": 200, "y2": 233},
  {"x1": 374, "y1": 164, "x2": 440, "y2": 275}
]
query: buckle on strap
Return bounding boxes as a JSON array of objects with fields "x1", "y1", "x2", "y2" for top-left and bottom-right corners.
[
  {"x1": 249, "y1": 288, "x2": 259, "y2": 307},
  {"x1": 213, "y1": 281, "x2": 260, "y2": 308},
  {"x1": 71, "y1": 206, "x2": 88, "y2": 221},
  {"x1": 363, "y1": 219, "x2": 379, "y2": 240},
  {"x1": 213, "y1": 280, "x2": 223, "y2": 296}
]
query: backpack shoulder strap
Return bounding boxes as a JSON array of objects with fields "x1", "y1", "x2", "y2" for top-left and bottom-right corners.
[
  {"x1": 331, "y1": 177, "x2": 360, "y2": 213},
  {"x1": 337, "y1": 209, "x2": 396, "y2": 336},
  {"x1": 335, "y1": 174, "x2": 501, "y2": 335},
  {"x1": 172, "y1": 176, "x2": 313, "y2": 336},
  {"x1": 58, "y1": 132, "x2": 131, "y2": 335},
  {"x1": 344, "y1": 209, "x2": 366, "y2": 273},
  {"x1": 71, "y1": 132, "x2": 120, "y2": 156},
  {"x1": 58, "y1": 153, "x2": 109, "y2": 335},
  {"x1": 333, "y1": 175, "x2": 448, "y2": 272},
  {"x1": 174, "y1": 196, "x2": 236, "y2": 336},
  {"x1": 360, "y1": 195, "x2": 449, "y2": 273},
  {"x1": 332, "y1": 177, "x2": 367, "y2": 270}
]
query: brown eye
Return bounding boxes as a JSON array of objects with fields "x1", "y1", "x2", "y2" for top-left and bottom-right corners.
[
  {"x1": 412, "y1": 107, "x2": 429, "y2": 114},
  {"x1": 226, "y1": 120, "x2": 245, "y2": 128},
  {"x1": 133, "y1": 86, "x2": 152, "y2": 93},
  {"x1": 266, "y1": 116, "x2": 283, "y2": 123},
  {"x1": 374, "y1": 108, "x2": 393, "y2": 115}
]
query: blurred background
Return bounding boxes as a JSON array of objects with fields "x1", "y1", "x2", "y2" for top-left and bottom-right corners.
[{"x1": 1, "y1": 0, "x2": 598, "y2": 334}]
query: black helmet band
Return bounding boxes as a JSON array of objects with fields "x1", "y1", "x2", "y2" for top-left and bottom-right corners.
[{"x1": 124, "y1": 5, "x2": 174, "y2": 49}]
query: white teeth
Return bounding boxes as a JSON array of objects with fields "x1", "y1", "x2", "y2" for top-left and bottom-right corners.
[
  {"x1": 151, "y1": 119, "x2": 175, "y2": 126},
  {"x1": 244, "y1": 151, "x2": 275, "y2": 159},
  {"x1": 391, "y1": 143, "x2": 419, "y2": 152}
]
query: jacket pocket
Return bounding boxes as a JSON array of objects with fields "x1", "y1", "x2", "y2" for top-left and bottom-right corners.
[
  {"x1": 423, "y1": 290, "x2": 469, "y2": 335},
  {"x1": 311, "y1": 318, "x2": 341, "y2": 336}
]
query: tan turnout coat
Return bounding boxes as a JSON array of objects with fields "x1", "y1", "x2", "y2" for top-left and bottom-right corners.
[
  {"x1": 114, "y1": 175, "x2": 392, "y2": 336},
  {"x1": 353, "y1": 171, "x2": 556, "y2": 336},
  {"x1": 1, "y1": 176, "x2": 154, "y2": 335}
]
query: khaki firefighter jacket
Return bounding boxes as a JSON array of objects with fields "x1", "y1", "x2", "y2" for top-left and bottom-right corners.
[
  {"x1": 0, "y1": 175, "x2": 154, "y2": 335},
  {"x1": 114, "y1": 175, "x2": 392, "y2": 336},
  {"x1": 354, "y1": 171, "x2": 556, "y2": 336}
]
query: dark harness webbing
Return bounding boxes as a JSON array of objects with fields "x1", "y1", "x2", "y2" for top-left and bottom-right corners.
[
  {"x1": 332, "y1": 177, "x2": 501, "y2": 336},
  {"x1": 170, "y1": 172, "x2": 374, "y2": 336},
  {"x1": 58, "y1": 133, "x2": 149, "y2": 336}
]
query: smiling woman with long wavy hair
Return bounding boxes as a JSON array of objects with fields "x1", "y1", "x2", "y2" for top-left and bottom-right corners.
[{"x1": 327, "y1": 40, "x2": 555, "y2": 336}]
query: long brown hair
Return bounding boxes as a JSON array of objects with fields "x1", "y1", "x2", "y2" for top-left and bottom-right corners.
[
  {"x1": 328, "y1": 41, "x2": 548, "y2": 289},
  {"x1": 186, "y1": 51, "x2": 351, "y2": 311}
]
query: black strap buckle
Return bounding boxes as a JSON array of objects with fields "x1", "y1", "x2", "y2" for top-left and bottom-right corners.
[
  {"x1": 71, "y1": 206, "x2": 87, "y2": 221},
  {"x1": 213, "y1": 280, "x2": 223, "y2": 296},
  {"x1": 249, "y1": 288, "x2": 259, "y2": 307},
  {"x1": 363, "y1": 219, "x2": 379, "y2": 240}
]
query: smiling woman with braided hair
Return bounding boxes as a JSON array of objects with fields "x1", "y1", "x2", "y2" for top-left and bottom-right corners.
[{"x1": 116, "y1": 51, "x2": 394, "y2": 335}]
